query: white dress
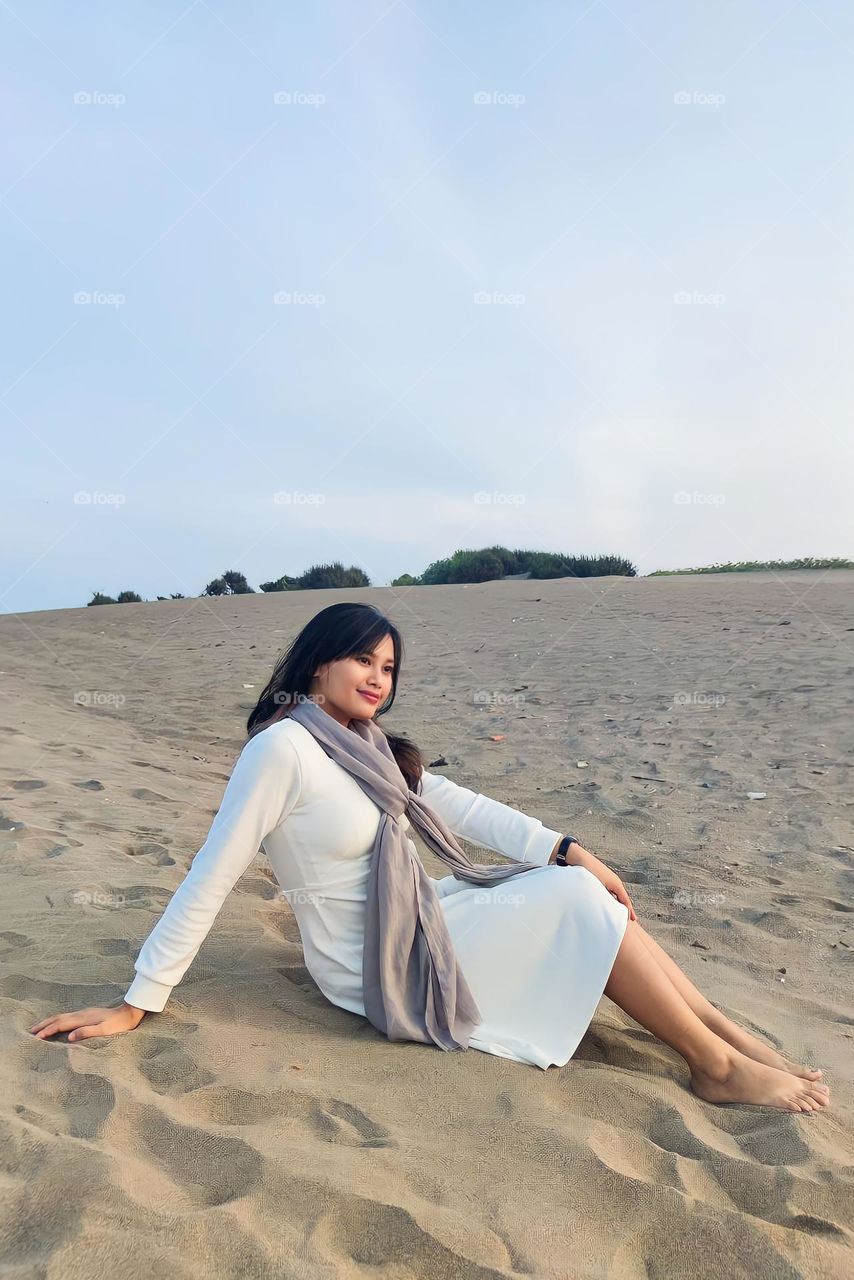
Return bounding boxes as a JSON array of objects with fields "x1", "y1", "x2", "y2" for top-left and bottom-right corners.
[{"x1": 124, "y1": 719, "x2": 629, "y2": 1071}]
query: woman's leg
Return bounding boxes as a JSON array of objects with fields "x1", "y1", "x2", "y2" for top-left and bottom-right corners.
[
  {"x1": 602, "y1": 918, "x2": 830, "y2": 1112},
  {"x1": 632, "y1": 921, "x2": 823, "y2": 1080}
]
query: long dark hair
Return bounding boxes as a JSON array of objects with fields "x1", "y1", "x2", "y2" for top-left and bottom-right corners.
[{"x1": 245, "y1": 602, "x2": 425, "y2": 791}]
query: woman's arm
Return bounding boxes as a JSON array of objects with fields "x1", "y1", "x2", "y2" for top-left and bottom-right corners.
[
  {"x1": 124, "y1": 725, "x2": 302, "y2": 1013},
  {"x1": 418, "y1": 770, "x2": 564, "y2": 867}
]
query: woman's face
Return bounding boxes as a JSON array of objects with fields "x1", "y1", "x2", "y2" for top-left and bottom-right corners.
[{"x1": 310, "y1": 633, "x2": 396, "y2": 728}]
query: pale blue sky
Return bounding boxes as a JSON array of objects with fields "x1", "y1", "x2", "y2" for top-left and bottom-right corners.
[{"x1": 2, "y1": 1, "x2": 852, "y2": 612}]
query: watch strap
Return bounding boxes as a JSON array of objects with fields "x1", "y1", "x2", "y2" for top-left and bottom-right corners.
[{"x1": 555, "y1": 834, "x2": 581, "y2": 866}]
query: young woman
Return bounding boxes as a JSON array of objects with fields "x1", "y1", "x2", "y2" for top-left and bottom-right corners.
[{"x1": 32, "y1": 604, "x2": 829, "y2": 1113}]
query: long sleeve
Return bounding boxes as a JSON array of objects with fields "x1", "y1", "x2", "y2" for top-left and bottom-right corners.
[
  {"x1": 124, "y1": 727, "x2": 302, "y2": 1013},
  {"x1": 417, "y1": 770, "x2": 563, "y2": 868}
]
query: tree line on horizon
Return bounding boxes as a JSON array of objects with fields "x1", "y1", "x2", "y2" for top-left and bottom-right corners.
[
  {"x1": 648, "y1": 556, "x2": 853, "y2": 575},
  {"x1": 85, "y1": 548, "x2": 852, "y2": 605}
]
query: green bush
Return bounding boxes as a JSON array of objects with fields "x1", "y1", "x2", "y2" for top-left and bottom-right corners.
[
  {"x1": 481, "y1": 545, "x2": 521, "y2": 574},
  {"x1": 419, "y1": 547, "x2": 636, "y2": 584},
  {"x1": 421, "y1": 549, "x2": 505, "y2": 584},
  {"x1": 259, "y1": 575, "x2": 300, "y2": 592},
  {"x1": 297, "y1": 562, "x2": 371, "y2": 589},
  {"x1": 204, "y1": 569, "x2": 255, "y2": 596}
]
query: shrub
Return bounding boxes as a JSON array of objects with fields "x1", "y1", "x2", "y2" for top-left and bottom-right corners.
[
  {"x1": 420, "y1": 547, "x2": 636, "y2": 584},
  {"x1": 204, "y1": 570, "x2": 254, "y2": 596},
  {"x1": 297, "y1": 562, "x2": 370, "y2": 589},
  {"x1": 421, "y1": 549, "x2": 505, "y2": 584},
  {"x1": 259, "y1": 575, "x2": 300, "y2": 592}
]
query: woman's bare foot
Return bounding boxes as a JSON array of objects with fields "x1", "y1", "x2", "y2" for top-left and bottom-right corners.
[
  {"x1": 690, "y1": 1048, "x2": 831, "y2": 1112},
  {"x1": 707, "y1": 1014, "x2": 823, "y2": 1081}
]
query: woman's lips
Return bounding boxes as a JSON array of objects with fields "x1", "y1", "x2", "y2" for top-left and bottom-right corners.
[{"x1": 357, "y1": 690, "x2": 380, "y2": 703}]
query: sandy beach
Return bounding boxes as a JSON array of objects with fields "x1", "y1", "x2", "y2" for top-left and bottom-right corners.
[{"x1": 1, "y1": 571, "x2": 852, "y2": 1278}]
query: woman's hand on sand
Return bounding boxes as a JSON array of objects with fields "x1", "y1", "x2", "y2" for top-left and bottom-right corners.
[
  {"x1": 566, "y1": 844, "x2": 637, "y2": 921},
  {"x1": 30, "y1": 1001, "x2": 147, "y2": 1042}
]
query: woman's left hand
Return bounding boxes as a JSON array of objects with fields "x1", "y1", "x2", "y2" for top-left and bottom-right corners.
[{"x1": 565, "y1": 843, "x2": 637, "y2": 921}]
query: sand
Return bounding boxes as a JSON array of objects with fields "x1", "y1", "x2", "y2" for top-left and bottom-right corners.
[{"x1": 1, "y1": 571, "x2": 852, "y2": 1278}]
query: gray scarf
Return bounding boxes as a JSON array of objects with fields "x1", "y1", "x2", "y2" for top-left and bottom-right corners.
[{"x1": 287, "y1": 698, "x2": 546, "y2": 1052}]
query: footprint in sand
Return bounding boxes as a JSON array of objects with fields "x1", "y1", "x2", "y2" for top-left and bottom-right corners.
[
  {"x1": 318, "y1": 1200, "x2": 493, "y2": 1276},
  {"x1": 184, "y1": 1082, "x2": 394, "y2": 1148},
  {"x1": 130, "y1": 760, "x2": 174, "y2": 774},
  {"x1": 0, "y1": 930, "x2": 32, "y2": 947},
  {"x1": 132, "y1": 827, "x2": 173, "y2": 845},
  {"x1": 313, "y1": 1098, "x2": 394, "y2": 1148},
  {"x1": 130, "y1": 788, "x2": 171, "y2": 803},
  {"x1": 136, "y1": 1103, "x2": 262, "y2": 1207},
  {"x1": 72, "y1": 780, "x2": 104, "y2": 791},
  {"x1": 91, "y1": 937, "x2": 135, "y2": 957},
  {"x1": 14, "y1": 1042, "x2": 116, "y2": 1141},
  {"x1": 124, "y1": 841, "x2": 175, "y2": 867},
  {"x1": 646, "y1": 1102, "x2": 837, "y2": 1233},
  {"x1": 12, "y1": 780, "x2": 47, "y2": 791},
  {"x1": 820, "y1": 897, "x2": 854, "y2": 914},
  {"x1": 740, "y1": 908, "x2": 801, "y2": 939},
  {"x1": 132, "y1": 1035, "x2": 216, "y2": 1096}
]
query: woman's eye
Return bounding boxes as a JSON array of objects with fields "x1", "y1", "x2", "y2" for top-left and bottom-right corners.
[{"x1": 359, "y1": 656, "x2": 392, "y2": 673}]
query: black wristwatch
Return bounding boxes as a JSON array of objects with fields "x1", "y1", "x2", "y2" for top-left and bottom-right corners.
[{"x1": 555, "y1": 834, "x2": 582, "y2": 866}]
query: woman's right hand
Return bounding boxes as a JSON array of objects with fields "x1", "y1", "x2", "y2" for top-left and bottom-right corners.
[{"x1": 30, "y1": 1001, "x2": 147, "y2": 1042}]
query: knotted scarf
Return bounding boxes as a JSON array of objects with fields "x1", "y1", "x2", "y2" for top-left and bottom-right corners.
[{"x1": 287, "y1": 697, "x2": 548, "y2": 1052}]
